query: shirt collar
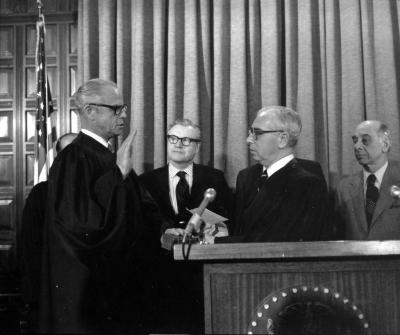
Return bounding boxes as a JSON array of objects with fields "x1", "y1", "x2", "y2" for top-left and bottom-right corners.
[
  {"x1": 265, "y1": 154, "x2": 295, "y2": 177},
  {"x1": 81, "y1": 129, "x2": 109, "y2": 148},
  {"x1": 168, "y1": 162, "x2": 194, "y2": 179},
  {"x1": 363, "y1": 161, "x2": 388, "y2": 188}
]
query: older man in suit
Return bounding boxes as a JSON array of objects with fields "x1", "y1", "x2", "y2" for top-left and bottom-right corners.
[
  {"x1": 335, "y1": 120, "x2": 400, "y2": 240},
  {"x1": 209, "y1": 106, "x2": 330, "y2": 244}
]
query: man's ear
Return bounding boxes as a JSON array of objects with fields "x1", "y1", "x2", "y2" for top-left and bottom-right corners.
[
  {"x1": 278, "y1": 132, "x2": 289, "y2": 148},
  {"x1": 195, "y1": 142, "x2": 201, "y2": 154},
  {"x1": 382, "y1": 137, "x2": 391, "y2": 153}
]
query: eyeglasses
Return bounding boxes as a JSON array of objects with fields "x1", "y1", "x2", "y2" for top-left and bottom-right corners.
[
  {"x1": 167, "y1": 135, "x2": 201, "y2": 146},
  {"x1": 88, "y1": 103, "x2": 128, "y2": 116},
  {"x1": 248, "y1": 128, "x2": 284, "y2": 140}
]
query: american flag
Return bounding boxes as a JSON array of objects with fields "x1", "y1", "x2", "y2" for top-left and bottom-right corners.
[{"x1": 34, "y1": 14, "x2": 57, "y2": 184}]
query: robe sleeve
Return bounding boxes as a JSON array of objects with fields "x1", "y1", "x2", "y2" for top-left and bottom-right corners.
[{"x1": 47, "y1": 145, "x2": 132, "y2": 261}]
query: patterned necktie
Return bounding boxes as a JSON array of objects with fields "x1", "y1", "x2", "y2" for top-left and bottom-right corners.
[
  {"x1": 176, "y1": 171, "x2": 190, "y2": 218},
  {"x1": 365, "y1": 174, "x2": 379, "y2": 227},
  {"x1": 257, "y1": 169, "x2": 268, "y2": 192}
]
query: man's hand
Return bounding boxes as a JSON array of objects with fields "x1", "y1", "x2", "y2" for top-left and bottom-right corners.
[
  {"x1": 116, "y1": 129, "x2": 137, "y2": 178},
  {"x1": 203, "y1": 222, "x2": 229, "y2": 244},
  {"x1": 160, "y1": 228, "x2": 186, "y2": 250}
]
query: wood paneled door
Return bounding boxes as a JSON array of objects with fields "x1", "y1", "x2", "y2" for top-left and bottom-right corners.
[{"x1": 0, "y1": 0, "x2": 78, "y2": 273}]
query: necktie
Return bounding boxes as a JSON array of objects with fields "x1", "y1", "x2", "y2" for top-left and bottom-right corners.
[
  {"x1": 257, "y1": 169, "x2": 268, "y2": 192},
  {"x1": 107, "y1": 142, "x2": 113, "y2": 152},
  {"x1": 365, "y1": 174, "x2": 379, "y2": 227},
  {"x1": 176, "y1": 171, "x2": 190, "y2": 219}
]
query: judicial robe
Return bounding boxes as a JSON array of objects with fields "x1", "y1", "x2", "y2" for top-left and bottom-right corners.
[
  {"x1": 220, "y1": 159, "x2": 330, "y2": 243},
  {"x1": 38, "y1": 132, "x2": 162, "y2": 334},
  {"x1": 20, "y1": 181, "x2": 47, "y2": 330}
]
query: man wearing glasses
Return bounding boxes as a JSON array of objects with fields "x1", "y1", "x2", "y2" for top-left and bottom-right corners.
[
  {"x1": 38, "y1": 78, "x2": 163, "y2": 334},
  {"x1": 140, "y1": 118, "x2": 232, "y2": 234},
  {"x1": 139, "y1": 118, "x2": 231, "y2": 334},
  {"x1": 215, "y1": 105, "x2": 330, "y2": 243}
]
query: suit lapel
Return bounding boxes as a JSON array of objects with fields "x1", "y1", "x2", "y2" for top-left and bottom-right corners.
[
  {"x1": 348, "y1": 173, "x2": 369, "y2": 232},
  {"x1": 190, "y1": 164, "x2": 205, "y2": 207},
  {"x1": 158, "y1": 165, "x2": 176, "y2": 216},
  {"x1": 371, "y1": 163, "x2": 399, "y2": 227}
]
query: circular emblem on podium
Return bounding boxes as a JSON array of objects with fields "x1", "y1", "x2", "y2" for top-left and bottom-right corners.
[{"x1": 247, "y1": 285, "x2": 371, "y2": 335}]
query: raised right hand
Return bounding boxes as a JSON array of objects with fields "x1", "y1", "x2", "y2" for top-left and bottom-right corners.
[{"x1": 116, "y1": 129, "x2": 137, "y2": 178}]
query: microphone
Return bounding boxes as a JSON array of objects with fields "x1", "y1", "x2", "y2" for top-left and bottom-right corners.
[
  {"x1": 183, "y1": 188, "x2": 217, "y2": 242},
  {"x1": 390, "y1": 185, "x2": 400, "y2": 199}
]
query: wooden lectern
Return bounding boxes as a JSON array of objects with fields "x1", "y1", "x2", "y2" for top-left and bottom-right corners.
[{"x1": 174, "y1": 240, "x2": 400, "y2": 334}]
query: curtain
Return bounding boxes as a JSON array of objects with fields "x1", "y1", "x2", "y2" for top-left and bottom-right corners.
[{"x1": 77, "y1": 0, "x2": 400, "y2": 188}]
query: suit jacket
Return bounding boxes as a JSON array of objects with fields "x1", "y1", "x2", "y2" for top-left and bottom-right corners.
[
  {"x1": 335, "y1": 160, "x2": 400, "y2": 240},
  {"x1": 139, "y1": 163, "x2": 232, "y2": 231},
  {"x1": 219, "y1": 158, "x2": 330, "y2": 243}
]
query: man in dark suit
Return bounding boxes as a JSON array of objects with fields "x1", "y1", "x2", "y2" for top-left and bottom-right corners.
[
  {"x1": 210, "y1": 106, "x2": 330, "y2": 243},
  {"x1": 335, "y1": 120, "x2": 400, "y2": 240},
  {"x1": 139, "y1": 118, "x2": 232, "y2": 334},
  {"x1": 140, "y1": 118, "x2": 232, "y2": 236}
]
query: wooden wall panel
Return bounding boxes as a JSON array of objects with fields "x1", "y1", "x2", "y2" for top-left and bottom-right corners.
[
  {"x1": 25, "y1": 110, "x2": 35, "y2": 142},
  {"x1": 0, "y1": 69, "x2": 13, "y2": 99},
  {"x1": 0, "y1": 111, "x2": 12, "y2": 141},
  {"x1": 0, "y1": 26, "x2": 13, "y2": 57},
  {"x1": 25, "y1": 154, "x2": 34, "y2": 186},
  {"x1": 0, "y1": 199, "x2": 13, "y2": 230},
  {"x1": 0, "y1": 155, "x2": 12, "y2": 186}
]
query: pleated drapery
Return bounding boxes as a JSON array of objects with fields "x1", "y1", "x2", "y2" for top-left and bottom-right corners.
[{"x1": 77, "y1": 0, "x2": 400, "y2": 188}]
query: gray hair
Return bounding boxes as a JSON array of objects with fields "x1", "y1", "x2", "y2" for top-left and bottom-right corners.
[
  {"x1": 71, "y1": 78, "x2": 117, "y2": 110},
  {"x1": 168, "y1": 118, "x2": 201, "y2": 139},
  {"x1": 258, "y1": 106, "x2": 302, "y2": 147}
]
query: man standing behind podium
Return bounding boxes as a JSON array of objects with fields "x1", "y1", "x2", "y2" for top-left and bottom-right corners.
[
  {"x1": 140, "y1": 118, "x2": 231, "y2": 236},
  {"x1": 335, "y1": 120, "x2": 400, "y2": 240},
  {"x1": 139, "y1": 118, "x2": 231, "y2": 333},
  {"x1": 214, "y1": 106, "x2": 329, "y2": 243}
]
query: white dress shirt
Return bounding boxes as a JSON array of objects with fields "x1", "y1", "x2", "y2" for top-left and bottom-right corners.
[
  {"x1": 168, "y1": 163, "x2": 194, "y2": 214},
  {"x1": 263, "y1": 154, "x2": 295, "y2": 177}
]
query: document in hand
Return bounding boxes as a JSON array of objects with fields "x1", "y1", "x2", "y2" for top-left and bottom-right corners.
[{"x1": 189, "y1": 208, "x2": 228, "y2": 225}]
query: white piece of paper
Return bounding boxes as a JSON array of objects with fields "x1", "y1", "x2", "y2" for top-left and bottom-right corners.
[{"x1": 189, "y1": 208, "x2": 228, "y2": 225}]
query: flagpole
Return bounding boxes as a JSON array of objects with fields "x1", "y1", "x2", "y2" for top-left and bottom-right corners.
[{"x1": 37, "y1": 0, "x2": 43, "y2": 18}]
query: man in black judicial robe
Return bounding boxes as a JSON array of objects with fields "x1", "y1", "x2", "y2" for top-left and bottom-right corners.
[
  {"x1": 20, "y1": 132, "x2": 77, "y2": 332},
  {"x1": 210, "y1": 106, "x2": 330, "y2": 244},
  {"x1": 38, "y1": 79, "x2": 162, "y2": 334}
]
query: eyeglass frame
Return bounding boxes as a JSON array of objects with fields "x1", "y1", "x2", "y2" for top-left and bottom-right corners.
[
  {"x1": 167, "y1": 134, "x2": 201, "y2": 146},
  {"x1": 248, "y1": 127, "x2": 285, "y2": 140},
  {"x1": 87, "y1": 103, "x2": 128, "y2": 116}
]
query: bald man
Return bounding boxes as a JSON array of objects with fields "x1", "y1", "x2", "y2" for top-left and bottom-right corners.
[{"x1": 335, "y1": 120, "x2": 400, "y2": 240}]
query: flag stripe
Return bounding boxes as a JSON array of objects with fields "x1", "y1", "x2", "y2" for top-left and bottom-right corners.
[{"x1": 34, "y1": 15, "x2": 57, "y2": 185}]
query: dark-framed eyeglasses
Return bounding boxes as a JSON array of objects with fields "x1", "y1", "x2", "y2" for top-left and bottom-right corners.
[
  {"x1": 167, "y1": 134, "x2": 201, "y2": 146},
  {"x1": 248, "y1": 128, "x2": 284, "y2": 140},
  {"x1": 88, "y1": 103, "x2": 128, "y2": 116}
]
